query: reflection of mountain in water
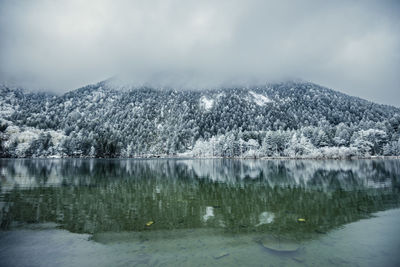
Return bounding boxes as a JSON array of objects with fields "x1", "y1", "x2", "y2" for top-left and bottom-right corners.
[
  {"x1": 1, "y1": 159, "x2": 399, "y2": 190},
  {"x1": 0, "y1": 159, "x2": 399, "y2": 241}
]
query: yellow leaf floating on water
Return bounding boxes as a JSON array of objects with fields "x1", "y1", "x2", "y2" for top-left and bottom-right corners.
[
  {"x1": 146, "y1": 221, "x2": 154, "y2": 226},
  {"x1": 297, "y1": 218, "x2": 306, "y2": 222}
]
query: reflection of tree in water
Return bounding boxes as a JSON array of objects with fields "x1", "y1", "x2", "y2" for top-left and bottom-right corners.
[{"x1": 0, "y1": 159, "x2": 399, "y2": 241}]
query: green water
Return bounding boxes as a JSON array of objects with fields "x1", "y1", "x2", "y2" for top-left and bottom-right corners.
[{"x1": 0, "y1": 159, "x2": 400, "y2": 266}]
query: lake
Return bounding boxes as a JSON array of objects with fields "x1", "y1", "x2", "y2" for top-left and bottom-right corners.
[{"x1": 1, "y1": 159, "x2": 400, "y2": 266}]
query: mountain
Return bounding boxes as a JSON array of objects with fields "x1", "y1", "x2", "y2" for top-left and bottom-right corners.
[{"x1": 1, "y1": 80, "x2": 400, "y2": 158}]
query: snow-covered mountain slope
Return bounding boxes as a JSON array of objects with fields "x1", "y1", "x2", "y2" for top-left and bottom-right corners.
[{"x1": 1, "y1": 80, "x2": 400, "y2": 157}]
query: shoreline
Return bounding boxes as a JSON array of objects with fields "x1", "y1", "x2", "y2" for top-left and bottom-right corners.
[{"x1": 1, "y1": 155, "x2": 399, "y2": 160}]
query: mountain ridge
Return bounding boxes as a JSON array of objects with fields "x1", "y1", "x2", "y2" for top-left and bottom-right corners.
[{"x1": 1, "y1": 80, "x2": 399, "y2": 158}]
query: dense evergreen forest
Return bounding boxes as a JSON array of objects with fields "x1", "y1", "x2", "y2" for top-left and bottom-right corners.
[{"x1": 1, "y1": 80, "x2": 400, "y2": 158}]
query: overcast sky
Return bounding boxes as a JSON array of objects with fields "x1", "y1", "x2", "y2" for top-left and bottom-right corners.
[{"x1": 0, "y1": 0, "x2": 399, "y2": 106}]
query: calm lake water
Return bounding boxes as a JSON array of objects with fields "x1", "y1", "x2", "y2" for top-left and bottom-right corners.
[{"x1": 1, "y1": 159, "x2": 400, "y2": 267}]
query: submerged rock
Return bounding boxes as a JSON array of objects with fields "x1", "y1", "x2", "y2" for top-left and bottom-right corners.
[{"x1": 257, "y1": 235, "x2": 301, "y2": 254}]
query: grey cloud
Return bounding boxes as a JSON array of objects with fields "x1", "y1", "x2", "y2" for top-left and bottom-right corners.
[{"x1": 0, "y1": 0, "x2": 399, "y2": 106}]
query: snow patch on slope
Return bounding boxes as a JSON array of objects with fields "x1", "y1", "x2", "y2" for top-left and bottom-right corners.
[
  {"x1": 249, "y1": 91, "x2": 272, "y2": 106},
  {"x1": 199, "y1": 96, "x2": 214, "y2": 111}
]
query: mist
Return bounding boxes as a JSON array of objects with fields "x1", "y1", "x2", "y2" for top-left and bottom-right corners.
[{"x1": 0, "y1": 0, "x2": 399, "y2": 106}]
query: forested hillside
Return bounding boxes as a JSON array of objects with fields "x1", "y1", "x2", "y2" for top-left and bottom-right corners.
[{"x1": 1, "y1": 80, "x2": 400, "y2": 158}]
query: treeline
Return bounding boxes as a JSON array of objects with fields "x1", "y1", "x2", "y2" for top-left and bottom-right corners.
[{"x1": 190, "y1": 126, "x2": 400, "y2": 158}]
